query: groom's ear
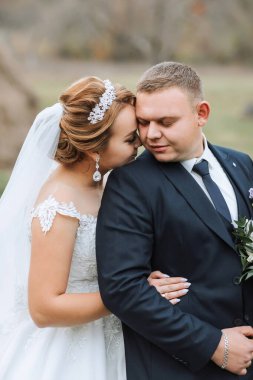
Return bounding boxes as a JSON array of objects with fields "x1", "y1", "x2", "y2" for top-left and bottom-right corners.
[{"x1": 196, "y1": 101, "x2": 210, "y2": 127}]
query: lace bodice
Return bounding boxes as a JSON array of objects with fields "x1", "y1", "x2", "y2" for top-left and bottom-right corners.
[{"x1": 31, "y1": 194, "x2": 98, "y2": 293}]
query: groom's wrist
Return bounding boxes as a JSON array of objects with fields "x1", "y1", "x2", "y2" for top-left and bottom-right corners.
[
  {"x1": 211, "y1": 331, "x2": 227, "y2": 367},
  {"x1": 220, "y1": 332, "x2": 229, "y2": 369}
]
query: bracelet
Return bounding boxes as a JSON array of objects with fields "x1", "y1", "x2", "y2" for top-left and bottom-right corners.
[{"x1": 220, "y1": 332, "x2": 229, "y2": 370}]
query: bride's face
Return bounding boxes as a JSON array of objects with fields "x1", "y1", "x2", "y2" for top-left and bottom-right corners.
[{"x1": 100, "y1": 105, "x2": 141, "y2": 171}]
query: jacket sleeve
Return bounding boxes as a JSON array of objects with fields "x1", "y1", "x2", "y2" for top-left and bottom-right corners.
[{"x1": 96, "y1": 167, "x2": 221, "y2": 372}]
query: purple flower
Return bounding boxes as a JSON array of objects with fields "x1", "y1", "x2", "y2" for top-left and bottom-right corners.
[{"x1": 249, "y1": 188, "x2": 253, "y2": 199}]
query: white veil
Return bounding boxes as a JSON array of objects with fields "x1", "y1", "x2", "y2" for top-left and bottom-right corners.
[{"x1": 0, "y1": 103, "x2": 62, "y2": 334}]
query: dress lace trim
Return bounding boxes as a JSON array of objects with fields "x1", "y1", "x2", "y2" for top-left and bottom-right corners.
[{"x1": 31, "y1": 194, "x2": 96, "y2": 233}]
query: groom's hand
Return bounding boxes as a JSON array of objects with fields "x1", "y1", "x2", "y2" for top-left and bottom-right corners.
[{"x1": 211, "y1": 326, "x2": 253, "y2": 375}]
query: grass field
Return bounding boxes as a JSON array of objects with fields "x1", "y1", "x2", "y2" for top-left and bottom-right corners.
[{"x1": 1, "y1": 62, "x2": 253, "y2": 194}]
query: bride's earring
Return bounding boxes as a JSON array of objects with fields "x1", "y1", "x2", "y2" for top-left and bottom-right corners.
[{"x1": 93, "y1": 155, "x2": 102, "y2": 182}]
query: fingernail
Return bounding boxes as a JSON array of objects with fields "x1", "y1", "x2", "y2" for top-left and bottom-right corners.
[
  {"x1": 185, "y1": 282, "x2": 191, "y2": 287},
  {"x1": 181, "y1": 289, "x2": 189, "y2": 294},
  {"x1": 174, "y1": 298, "x2": 181, "y2": 303},
  {"x1": 163, "y1": 274, "x2": 170, "y2": 278},
  {"x1": 181, "y1": 278, "x2": 188, "y2": 282},
  {"x1": 161, "y1": 294, "x2": 166, "y2": 297}
]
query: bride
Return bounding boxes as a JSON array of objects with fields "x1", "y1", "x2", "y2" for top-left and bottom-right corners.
[{"x1": 0, "y1": 76, "x2": 190, "y2": 379}]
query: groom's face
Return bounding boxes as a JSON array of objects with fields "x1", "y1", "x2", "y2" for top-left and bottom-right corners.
[{"x1": 136, "y1": 87, "x2": 207, "y2": 162}]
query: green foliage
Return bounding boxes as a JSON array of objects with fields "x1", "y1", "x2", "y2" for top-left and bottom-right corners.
[{"x1": 233, "y1": 217, "x2": 253, "y2": 282}]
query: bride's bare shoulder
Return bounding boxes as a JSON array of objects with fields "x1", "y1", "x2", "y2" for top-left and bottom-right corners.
[
  {"x1": 34, "y1": 178, "x2": 81, "y2": 209},
  {"x1": 34, "y1": 166, "x2": 101, "y2": 217}
]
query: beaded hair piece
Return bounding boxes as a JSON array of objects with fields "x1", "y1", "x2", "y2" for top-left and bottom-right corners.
[{"x1": 88, "y1": 79, "x2": 116, "y2": 124}]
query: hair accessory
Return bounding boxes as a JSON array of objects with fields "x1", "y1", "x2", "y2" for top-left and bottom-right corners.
[
  {"x1": 93, "y1": 155, "x2": 102, "y2": 182},
  {"x1": 88, "y1": 79, "x2": 116, "y2": 124}
]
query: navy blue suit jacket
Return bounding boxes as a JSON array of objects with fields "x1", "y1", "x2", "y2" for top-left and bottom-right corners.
[{"x1": 96, "y1": 144, "x2": 253, "y2": 380}]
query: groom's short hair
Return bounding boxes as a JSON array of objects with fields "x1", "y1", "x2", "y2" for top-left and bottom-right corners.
[{"x1": 137, "y1": 62, "x2": 204, "y2": 104}]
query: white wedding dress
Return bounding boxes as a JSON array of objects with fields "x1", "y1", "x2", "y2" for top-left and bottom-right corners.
[{"x1": 0, "y1": 195, "x2": 126, "y2": 380}]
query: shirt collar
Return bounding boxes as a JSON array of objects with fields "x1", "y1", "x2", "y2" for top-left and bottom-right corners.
[{"x1": 181, "y1": 135, "x2": 215, "y2": 173}]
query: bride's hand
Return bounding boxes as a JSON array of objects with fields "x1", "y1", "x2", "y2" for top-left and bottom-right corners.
[{"x1": 147, "y1": 271, "x2": 191, "y2": 305}]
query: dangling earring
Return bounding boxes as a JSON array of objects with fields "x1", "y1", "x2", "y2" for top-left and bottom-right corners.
[{"x1": 93, "y1": 155, "x2": 102, "y2": 182}]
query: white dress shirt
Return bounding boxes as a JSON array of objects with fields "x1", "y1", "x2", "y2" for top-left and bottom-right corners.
[{"x1": 180, "y1": 135, "x2": 238, "y2": 224}]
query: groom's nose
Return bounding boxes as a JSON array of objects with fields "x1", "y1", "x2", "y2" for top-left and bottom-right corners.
[{"x1": 147, "y1": 122, "x2": 162, "y2": 140}]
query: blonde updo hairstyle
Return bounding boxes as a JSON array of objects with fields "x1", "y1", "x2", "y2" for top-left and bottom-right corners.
[{"x1": 55, "y1": 76, "x2": 135, "y2": 165}]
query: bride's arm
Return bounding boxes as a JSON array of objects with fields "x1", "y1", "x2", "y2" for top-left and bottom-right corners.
[{"x1": 29, "y1": 213, "x2": 109, "y2": 328}]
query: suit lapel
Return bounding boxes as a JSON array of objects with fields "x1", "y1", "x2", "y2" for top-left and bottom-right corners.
[
  {"x1": 209, "y1": 144, "x2": 252, "y2": 219},
  {"x1": 157, "y1": 160, "x2": 236, "y2": 251}
]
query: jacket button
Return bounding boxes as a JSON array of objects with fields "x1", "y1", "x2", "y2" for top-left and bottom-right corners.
[
  {"x1": 232, "y1": 276, "x2": 240, "y2": 285},
  {"x1": 234, "y1": 318, "x2": 243, "y2": 326}
]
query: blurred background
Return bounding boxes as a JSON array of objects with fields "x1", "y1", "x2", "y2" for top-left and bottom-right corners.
[{"x1": 1, "y1": 0, "x2": 253, "y2": 194}]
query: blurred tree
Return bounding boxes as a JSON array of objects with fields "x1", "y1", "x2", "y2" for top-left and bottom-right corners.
[
  {"x1": 1, "y1": 0, "x2": 253, "y2": 63},
  {"x1": 0, "y1": 43, "x2": 38, "y2": 168}
]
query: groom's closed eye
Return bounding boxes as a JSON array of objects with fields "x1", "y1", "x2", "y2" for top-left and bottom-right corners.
[
  {"x1": 137, "y1": 118, "x2": 149, "y2": 127},
  {"x1": 157, "y1": 117, "x2": 179, "y2": 127}
]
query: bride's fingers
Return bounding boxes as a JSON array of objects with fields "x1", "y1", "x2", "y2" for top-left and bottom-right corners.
[
  {"x1": 148, "y1": 276, "x2": 188, "y2": 287},
  {"x1": 148, "y1": 271, "x2": 170, "y2": 279},
  {"x1": 169, "y1": 298, "x2": 181, "y2": 305},
  {"x1": 161, "y1": 288, "x2": 189, "y2": 300},
  {"x1": 157, "y1": 282, "x2": 191, "y2": 294}
]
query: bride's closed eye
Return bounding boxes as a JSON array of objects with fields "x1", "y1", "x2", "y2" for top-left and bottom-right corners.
[{"x1": 126, "y1": 132, "x2": 139, "y2": 144}]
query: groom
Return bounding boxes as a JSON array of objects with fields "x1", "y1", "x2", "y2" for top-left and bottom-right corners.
[{"x1": 96, "y1": 62, "x2": 253, "y2": 379}]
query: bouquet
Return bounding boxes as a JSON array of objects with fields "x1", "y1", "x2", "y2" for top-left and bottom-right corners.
[{"x1": 233, "y1": 188, "x2": 253, "y2": 282}]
